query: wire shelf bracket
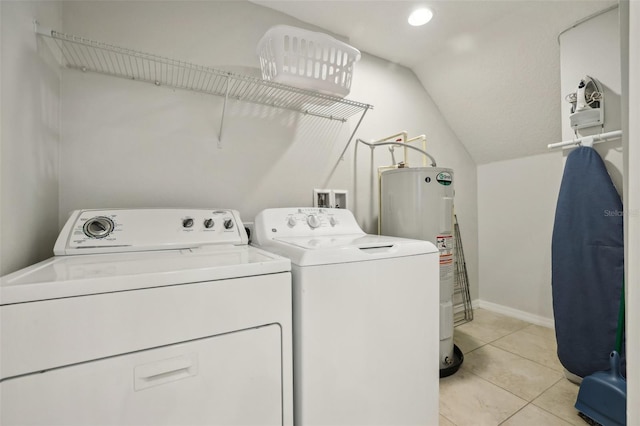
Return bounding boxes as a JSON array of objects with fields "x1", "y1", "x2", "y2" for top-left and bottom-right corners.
[{"x1": 34, "y1": 21, "x2": 373, "y2": 148}]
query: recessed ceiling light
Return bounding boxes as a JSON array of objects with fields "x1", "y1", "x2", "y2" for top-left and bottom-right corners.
[{"x1": 408, "y1": 8, "x2": 433, "y2": 26}]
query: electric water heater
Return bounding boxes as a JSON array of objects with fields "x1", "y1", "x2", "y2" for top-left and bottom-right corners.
[{"x1": 380, "y1": 167, "x2": 462, "y2": 376}]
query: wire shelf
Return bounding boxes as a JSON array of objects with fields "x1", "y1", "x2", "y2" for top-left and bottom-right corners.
[{"x1": 36, "y1": 25, "x2": 372, "y2": 123}]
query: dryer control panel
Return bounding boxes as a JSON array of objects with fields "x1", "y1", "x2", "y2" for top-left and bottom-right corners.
[
  {"x1": 253, "y1": 208, "x2": 366, "y2": 245},
  {"x1": 54, "y1": 209, "x2": 248, "y2": 255}
]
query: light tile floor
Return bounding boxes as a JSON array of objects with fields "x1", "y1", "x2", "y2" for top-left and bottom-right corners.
[{"x1": 440, "y1": 309, "x2": 585, "y2": 426}]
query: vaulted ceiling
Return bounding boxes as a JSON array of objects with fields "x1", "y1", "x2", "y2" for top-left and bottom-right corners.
[{"x1": 252, "y1": 0, "x2": 617, "y2": 164}]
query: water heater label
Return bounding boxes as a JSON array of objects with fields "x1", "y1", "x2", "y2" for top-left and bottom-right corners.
[
  {"x1": 440, "y1": 256, "x2": 454, "y2": 282},
  {"x1": 436, "y1": 172, "x2": 453, "y2": 186},
  {"x1": 437, "y1": 235, "x2": 454, "y2": 282},
  {"x1": 436, "y1": 235, "x2": 453, "y2": 252}
]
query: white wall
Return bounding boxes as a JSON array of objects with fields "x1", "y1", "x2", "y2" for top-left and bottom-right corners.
[
  {"x1": 476, "y1": 7, "x2": 622, "y2": 324},
  {"x1": 559, "y1": 8, "x2": 623, "y2": 193},
  {"x1": 0, "y1": 1, "x2": 62, "y2": 276},
  {"x1": 58, "y1": 1, "x2": 349, "y2": 224},
  {"x1": 54, "y1": 1, "x2": 479, "y2": 295},
  {"x1": 411, "y1": 2, "x2": 616, "y2": 166},
  {"x1": 477, "y1": 153, "x2": 563, "y2": 325}
]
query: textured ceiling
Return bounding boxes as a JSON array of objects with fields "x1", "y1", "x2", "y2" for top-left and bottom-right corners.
[{"x1": 251, "y1": 0, "x2": 617, "y2": 164}]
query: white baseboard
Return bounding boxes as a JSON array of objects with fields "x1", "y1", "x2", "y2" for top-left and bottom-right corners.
[
  {"x1": 475, "y1": 300, "x2": 555, "y2": 329},
  {"x1": 453, "y1": 299, "x2": 480, "y2": 315}
]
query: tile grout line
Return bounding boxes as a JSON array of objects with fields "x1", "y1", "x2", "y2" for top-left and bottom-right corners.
[
  {"x1": 486, "y1": 340, "x2": 565, "y2": 374},
  {"x1": 497, "y1": 399, "x2": 577, "y2": 426},
  {"x1": 464, "y1": 324, "x2": 567, "y2": 397},
  {"x1": 449, "y1": 311, "x2": 576, "y2": 425},
  {"x1": 458, "y1": 327, "x2": 560, "y2": 372},
  {"x1": 482, "y1": 325, "x2": 565, "y2": 373},
  {"x1": 495, "y1": 376, "x2": 575, "y2": 425},
  {"x1": 497, "y1": 403, "x2": 526, "y2": 425},
  {"x1": 439, "y1": 411, "x2": 458, "y2": 426},
  {"x1": 529, "y1": 376, "x2": 581, "y2": 425},
  {"x1": 441, "y1": 358, "x2": 530, "y2": 423}
]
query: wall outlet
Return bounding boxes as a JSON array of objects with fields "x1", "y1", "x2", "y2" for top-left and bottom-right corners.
[{"x1": 313, "y1": 189, "x2": 349, "y2": 209}]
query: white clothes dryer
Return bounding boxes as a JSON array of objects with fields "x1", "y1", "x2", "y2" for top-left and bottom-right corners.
[
  {"x1": 252, "y1": 207, "x2": 440, "y2": 426},
  {"x1": 0, "y1": 208, "x2": 293, "y2": 426}
]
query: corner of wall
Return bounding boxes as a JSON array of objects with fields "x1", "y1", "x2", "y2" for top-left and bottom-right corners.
[{"x1": 0, "y1": 1, "x2": 63, "y2": 275}]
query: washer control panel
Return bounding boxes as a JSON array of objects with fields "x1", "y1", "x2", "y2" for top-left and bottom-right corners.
[
  {"x1": 54, "y1": 209, "x2": 247, "y2": 255},
  {"x1": 253, "y1": 208, "x2": 365, "y2": 245}
]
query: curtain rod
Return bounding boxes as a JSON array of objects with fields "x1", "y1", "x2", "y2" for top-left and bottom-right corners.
[{"x1": 547, "y1": 130, "x2": 623, "y2": 149}]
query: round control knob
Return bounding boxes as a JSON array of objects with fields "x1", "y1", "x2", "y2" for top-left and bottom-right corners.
[
  {"x1": 223, "y1": 219, "x2": 234, "y2": 229},
  {"x1": 83, "y1": 216, "x2": 114, "y2": 239},
  {"x1": 287, "y1": 217, "x2": 297, "y2": 227},
  {"x1": 182, "y1": 218, "x2": 194, "y2": 228},
  {"x1": 204, "y1": 218, "x2": 214, "y2": 229},
  {"x1": 307, "y1": 214, "x2": 321, "y2": 229}
]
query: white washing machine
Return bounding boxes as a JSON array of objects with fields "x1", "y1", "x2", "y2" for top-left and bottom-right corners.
[
  {"x1": 0, "y1": 208, "x2": 293, "y2": 426},
  {"x1": 252, "y1": 207, "x2": 440, "y2": 426}
]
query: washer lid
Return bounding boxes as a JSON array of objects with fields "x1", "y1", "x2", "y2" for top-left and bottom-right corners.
[
  {"x1": 263, "y1": 234, "x2": 437, "y2": 266},
  {"x1": 0, "y1": 245, "x2": 290, "y2": 305}
]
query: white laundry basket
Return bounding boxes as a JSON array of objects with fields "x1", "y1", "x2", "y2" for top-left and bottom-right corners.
[{"x1": 257, "y1": 25, "x2": 361, "y2": 97}]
